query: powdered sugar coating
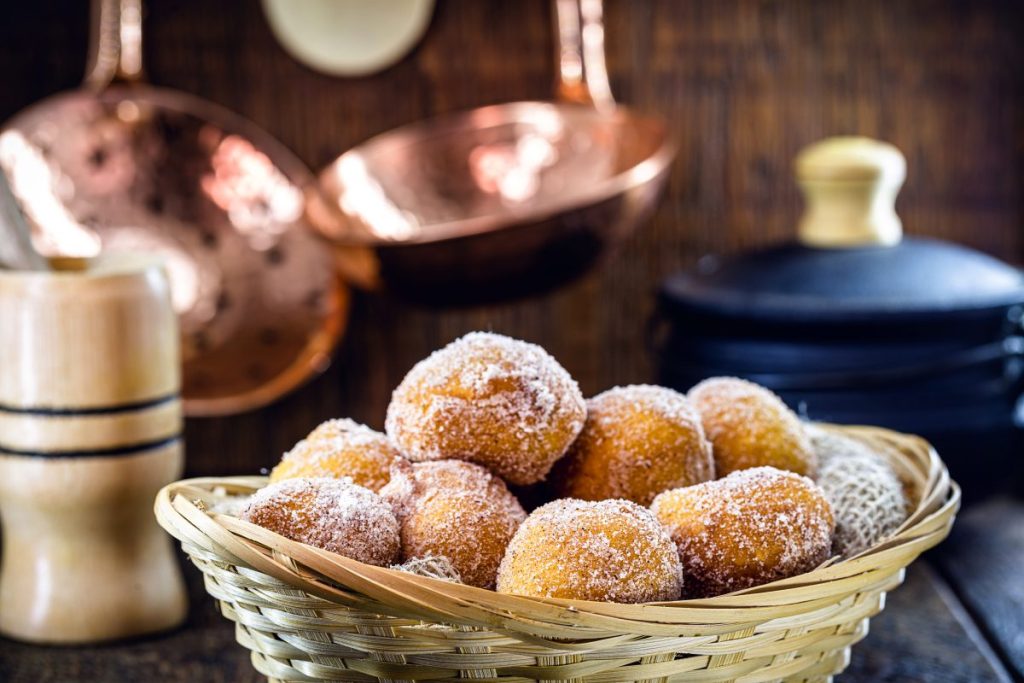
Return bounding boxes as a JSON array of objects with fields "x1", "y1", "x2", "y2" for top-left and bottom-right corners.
[
  {"x1": 553, "y1": 385, "x2": 714, "y2": 505},
  {"x1": 210, "y1": 494, "x2": 251, "y2": 517},
  {"x1": 270, "y1": 419, "x2": 404, "y2": 492},
  {"x1": 242, "y1": 477, "x2": 400, "y2": 566},
  {"x1": 689, "y1": 377, "x2": 816, "y2": 477},
  {"x1": 809, "y1": 427, "x2": 909, "y2": 557},
  {"x1": 651, "y1": 466, "x2": 834, "y2": 598},
  {"x1": 380, "y1": 459, "x2": 527, "y2": 588},
  {"x1": 496, "y1": 498, "x2": 683, "y2": 603},
  {"x1": 385, "y1": 332, "x2": 586, "y2": 485}
]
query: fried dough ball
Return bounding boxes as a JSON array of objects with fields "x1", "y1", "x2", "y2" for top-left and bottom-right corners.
[
  {"x1": 553, "y1": 385, "x2": 714, "y2": 505},
  {"x1": 269, "y1": 419, "x2": 404, "y2": 492},
  {"x1": 809, "y1": 427, "x2": 909, "y2": 558},
  {"x1": 385, "y1": 332, "x2": 586, "y2": 485},
  {"x1": 242, "y1": 478, "x2": 400, "y2": 566},
  {"x1": 496, "y1": 498, "x2": 683, "y2": 603},
  {"x1": 689, "y1": 377, "x2": 816, "y2": 477},
  {"x1": 651, "y1": 467, "x2": 834, "y2": 598},
  {"x1": 379, "y1": 460, "x2": 526, "y2": 588}
]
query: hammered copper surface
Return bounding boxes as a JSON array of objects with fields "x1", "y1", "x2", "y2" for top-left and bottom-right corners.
[
  {"x1": 0, "y1": 0, "x2": 347, "y2": 416},
  {"x1": 308, "y1": 0, "x2": 676, "y2": 304}
]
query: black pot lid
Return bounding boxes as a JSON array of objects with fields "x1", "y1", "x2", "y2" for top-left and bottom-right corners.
[
  {"x1": 662, "y1": 137, "x2": 1024, "y2": 324},
  {"x1": 663, "y1": 237, "x2": 1024, "y2": 323}
]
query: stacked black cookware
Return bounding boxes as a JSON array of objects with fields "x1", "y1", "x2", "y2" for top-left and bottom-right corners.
[{"x1": 655, "y1": 138, "x2": 1024, "y2": 501}]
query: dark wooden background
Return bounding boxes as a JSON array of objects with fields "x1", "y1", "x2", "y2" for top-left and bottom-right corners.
[{"x1": 0, "y1": 0, "x2": 1021, "y2": 477}]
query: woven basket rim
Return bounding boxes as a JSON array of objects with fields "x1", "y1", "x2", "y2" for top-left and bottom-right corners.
[{"x1": 155, "y1": 424, "x2": 959, "y2": 638}]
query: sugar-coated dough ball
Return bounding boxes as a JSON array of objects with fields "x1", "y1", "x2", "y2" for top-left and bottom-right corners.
[
  {"x1": 270, "y1": 419, "x2": 404, "y2": 491},
  {"x1": 688, "y1": 377, "x2": 816, "y2": 477},
  {"x1": 242, "y1": 478, "x2": 400, "y2": 566},
  {"x1": 385, "y1": 332, "x2": 586, "y2": 485},
  {"x1": 496, "y1": 498, "x2": 683, "y2": 603},
  {"x1": 380, "y1": 460, "x2": 526, "y2": 588},
  {"x1": 651, "y1": 467, "x2": 834, "y2": 597},
  {"x1": 809, "y1": 427, "x2": 909, "y2": 557},
  {"x1": 553, "y1": 385, "x2": 714, "y2": 505}
]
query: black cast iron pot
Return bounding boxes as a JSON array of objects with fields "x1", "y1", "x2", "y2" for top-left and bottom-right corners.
[{"x1": 654, "y1": 138, "x2": 1024, "y2": 501}]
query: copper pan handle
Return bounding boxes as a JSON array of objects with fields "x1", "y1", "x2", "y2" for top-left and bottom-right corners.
[
  {"x1": 554, "y1": 0, "x2": 615, "y2": 113},
  {"x1": 84, "y1": 0, "x2": 145, "y2": 90}
]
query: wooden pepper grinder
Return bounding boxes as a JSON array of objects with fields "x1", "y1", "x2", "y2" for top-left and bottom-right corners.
[{"x1": 0, "y1": 253, "x2": 188, "y2": 643}]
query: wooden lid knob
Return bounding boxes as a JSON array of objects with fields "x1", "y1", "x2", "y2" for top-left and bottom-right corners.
[{"x1": 795, "y1": 136, "x2": 906, "y2": 248}]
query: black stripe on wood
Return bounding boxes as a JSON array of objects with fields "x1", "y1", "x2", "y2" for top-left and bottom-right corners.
[
  {"x1": 0, "y1": 435, "x2": 181, "y2": 459},
  {"x1": 0, "y1": 393, "x2": 179, "y2": 417}
]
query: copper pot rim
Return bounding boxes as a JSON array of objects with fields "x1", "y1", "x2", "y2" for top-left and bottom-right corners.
[
  {"x1": 183, "y1": 276, "x2": 351, "y2": 418},
  {"x1": 4, "y1": 83, "x2": 352, "y2": 417},
  {"x1": 0, "y1": 250, "x2": 349, "y2": 416},
  {"x1": 312, "y1": 100, "x2": 677, "y2": 248}
]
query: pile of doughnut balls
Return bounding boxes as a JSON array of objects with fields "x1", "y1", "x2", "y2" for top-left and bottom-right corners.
[{"x1": 241, "y1": 332, "x2": 910, "y2": 602}]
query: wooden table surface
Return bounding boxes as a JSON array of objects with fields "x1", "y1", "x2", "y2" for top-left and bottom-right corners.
[{"x1": 1, "y1": 498, "x2": 1020, "y2": 683}]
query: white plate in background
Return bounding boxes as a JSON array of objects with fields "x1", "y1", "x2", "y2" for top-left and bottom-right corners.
[{"x1": 262, "y1": 0, "x2": 435, "y2": 77}]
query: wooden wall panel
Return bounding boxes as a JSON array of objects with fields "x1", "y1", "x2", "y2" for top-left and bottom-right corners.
[{"x1": 0, "y1": 1, "x2": 1020, "y2": 475}]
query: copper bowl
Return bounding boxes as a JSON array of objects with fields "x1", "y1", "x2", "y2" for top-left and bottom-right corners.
[
  {"x1": 0, "y1": 0, "x2": 348, "y2": 416},
  {"x1": 307, "y1": 0, "x2": 676, "y2": 305}
]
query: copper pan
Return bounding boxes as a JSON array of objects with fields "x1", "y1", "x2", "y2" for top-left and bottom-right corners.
[
  {"x1": 0, "y1": 0, "x2": 349, "y2": 417},
  {"x1": 307, "y1": 0, "x2": 677, "y2": 306}
]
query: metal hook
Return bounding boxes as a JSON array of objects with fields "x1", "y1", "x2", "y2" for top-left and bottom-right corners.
[
  {"x1": 554, "y1": 0, "x2": 616, "y2": 113},
  {"x1": 84, "y1": 0, "x2": 145, "y2": 90}
]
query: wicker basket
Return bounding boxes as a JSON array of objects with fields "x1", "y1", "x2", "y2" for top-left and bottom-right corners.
[{"x1": 155, "y1": 425, "x2": 959, "y2": 683}]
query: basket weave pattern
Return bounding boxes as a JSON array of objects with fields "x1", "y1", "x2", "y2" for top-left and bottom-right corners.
[{"x1": 156, "y1": 426, "x2": 959, "y2": 683}]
